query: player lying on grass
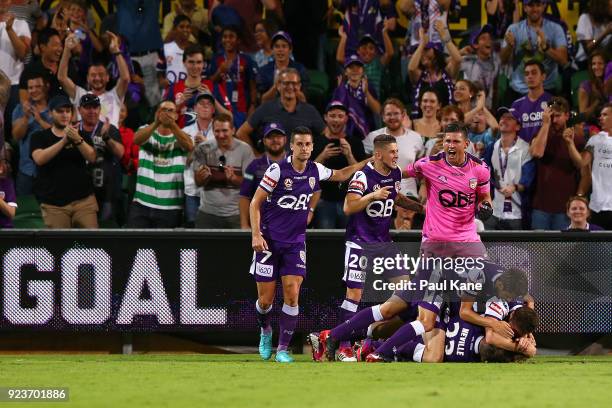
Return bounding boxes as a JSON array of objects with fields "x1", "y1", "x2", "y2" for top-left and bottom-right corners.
[
  {"x1": 320, "y1": 122, "x2": 504, "y2": 362},
  {"x1": 330, "y1": 134, "x2": 424, "y2": 361},
  {"x1": 249, "y1": 126, "x2": 370, "y2": 363}
]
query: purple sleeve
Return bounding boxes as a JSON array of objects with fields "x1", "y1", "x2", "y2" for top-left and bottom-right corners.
[
  {"x1": 239, "y1": 161, "x2": 258, "y2": 198},
  {"x1": 3, "y1": 178, "x2": 16, "y2": 205}
]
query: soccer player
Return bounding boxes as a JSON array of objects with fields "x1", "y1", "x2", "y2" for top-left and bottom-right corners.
[
  {"x1": 249, "y1": 126, "x2": 370, "y2": 363},
  {"x1": 323, "y1": 122, "x2": 501, "y2": 362},
  {"x1": 311, "y1": 134, "x2": 423, "y2": 362}
]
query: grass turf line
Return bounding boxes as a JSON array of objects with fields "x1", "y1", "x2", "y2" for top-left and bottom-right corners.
[{"x1": 0, "y1": 355, "x2": 610, "y2": 408}]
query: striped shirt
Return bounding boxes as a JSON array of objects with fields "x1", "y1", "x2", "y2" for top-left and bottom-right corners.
[{"x1": 134, "y1": 129, "x2": 188, "y2": 210}]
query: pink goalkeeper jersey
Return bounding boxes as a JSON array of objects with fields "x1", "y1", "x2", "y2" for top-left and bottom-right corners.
[{"x1": 405, "y1": 152, "x2": 490, "y2": 242}]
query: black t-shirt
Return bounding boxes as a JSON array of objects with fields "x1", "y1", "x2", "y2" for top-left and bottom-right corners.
[
  {"x1": 312, "y1": 132, "x2": 367, "y2": 202},
  {"x1": 19, "y1": 58, "x2": 81, "y2": 100},
  {"x1": 30, "y1": 128, "x2": 94, "y2": 206},
  {"x1": 80, "y1": 122, "x2": 123, "y2": 201}
]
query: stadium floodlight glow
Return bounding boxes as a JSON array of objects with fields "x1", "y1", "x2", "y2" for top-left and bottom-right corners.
[{"x1": 1, "y1": 248, "x2": 227, "y2": 326}]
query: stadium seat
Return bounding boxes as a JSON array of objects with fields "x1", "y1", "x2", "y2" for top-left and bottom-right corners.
[
  {"x1": 306, "y1": 69, "x2": 329, "y2": 113},
  {"x1": 495, "y1": 73, "x2": 509, "y2": 108},
  {"x1": 570, "y1": 70, "x2": 589, "y2": 110},
  {"x1": 13, "y1": 195, "x2": 45, "y2": 229}
]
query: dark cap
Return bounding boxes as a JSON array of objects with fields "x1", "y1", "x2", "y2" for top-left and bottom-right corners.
[
  {"x1": 470, "y1": 24, "x2": 494, "y2": 45},
  {"x1": 195, "y1": 91, "x2": 215, "y2": 104},
  {"x1": 271, "y1": 31, "x2": 292, "y2": 47},
  {"x1": 497, "y1": 106, "x2": 521, "y2": 123},
  {"x1": 344, "y1": 54, "x2": 364, "y2": 69},
  {"x1": 48, "y1": 95, "x2": 73, "y2": 111},
  {"x1": 325, "y1": 100, "x2": 348, "y2": 113},
  {"x1": 79, "y1": 93, "x2": 100, "y2": 108},
  {"x1": 263, "y1": 122, "x2": 287, "y2": 137},
  {"x1": 358, "y1": 34, "x2": 377, "y2": 46}
]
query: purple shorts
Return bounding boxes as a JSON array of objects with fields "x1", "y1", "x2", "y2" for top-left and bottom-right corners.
[
  {"x1": 250, "y1": 240, "x2": 307, "y2": 282},
  {"x1": 343, "y1": 241, "x2": 367, "y2": 289}
]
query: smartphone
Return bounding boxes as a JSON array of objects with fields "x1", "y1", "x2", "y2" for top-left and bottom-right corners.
[{"x1": 331, "y1": 139, "x2": 341, "y2": 148}]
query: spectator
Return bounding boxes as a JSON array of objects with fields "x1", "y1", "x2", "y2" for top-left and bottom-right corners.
[
  {"x1": 453, "y1": 79, "x2": 485, "y2": 124},
  {"x1": 128, "y1": 101, "x2": 194, "y2": 228},
  {"x1": 511, "y1": 59, "x2": 552, "y2": 143},
  {"x1": 66, "y1": 0, "x2": 104, "y2": 68},
  {"x1": 459, "y1": 24, "x2": 501, "y2": 109},
  {"x1": 336, "y1": 20, "x2": 394, "y2": 98},
  {"x1": 529, "y1": 96, "x2": 585, "y2": 230},
  {"x1": 18, "y1": 28, "x2": 76, "y2": 104},
  {"x1": 236, "y1": 68, "x2": 325, "y2": 152},
  {"x1": 162, "y1": 0, "x2": 209, "y2": 45},
  {"x1": 337, "y1": 0, "x2": 393, "y2": 56},
  {"x1": 77, "y1": 94, "x2": 125, "y2": 226},
  {"x1": 575, "y1": 0, "x2": 611, "y2": 70},
  {"x1": 193, "y1": 113, "x2": 254, "y2": 228},
  {"x1": 467, "y1": 106, "x2": 499, "y2": 158},
  {"x1": 364, "y1": 98, "x2": 424, "y2": 198},
  {"x1": 117, "y1": 0, "x2": 163, "y2": 107},
  {"x1": 9, "y1": 0, "x2": 43, "y2": 63},
  {"x1": 238, "y1": 122, "x2": 287, "y2": 228},
  {"x1": 30, "y1": 95, "x2": 98, "y2": 228},
  {"x1": 486, "y1": 0, "x2": 520, "y2": 41},
  {"x1": 251, "y1": 20, "x2": 274, "y2": 68},
  {"x1": 332, "y1": 54, "x2": 381, "y2": 139},
  {"x1": 312, "y1": 100, "x2": 366, "y2": 228},
  {"x1": 563, "y1": 196, "x2": 603, "y2": 231},
  {"x1": 485, "y1": 107, "x2": 534, "y2": 230},
  {"x1": 500, "y1": 0, "x2": 568, "y2": 96},
  {"x1": 163, "y1": 44, "x2": 233, "y2": 129},
  {"x1": 578, "y1": 50, "x2": 608, "y2": 125},
  {"x1": 158, "y1": 15, "x2": 195, "y2": 88},
  {"x1": 257, "y1": 31, "x2": 308, "y2": 104},
  {"x1": 407, "y1": 27, "x2": 459, "y2": 116},
  {"x1": 12, "y1": 73, "x2": 51, "y2": 196},
  {"x1": 0, "y1": 69, "x2": 9, "y2": 169},
  {"x1": 573, "y1": 103, "x2": 612, "y2": 230},
  {"x1": 427, "y1": 104, "x2": 461, "y2": 155},
  {"x1": 0, "y1": 154, "x2": 16, "y2": 227},
  {"x1": 58, "y1": 31, "x2": 130, "y2": 127},
  {"x1": 0, "y1": 0, "x2": 31, "y2": 142},
  {"x1": 412, "y1": 89, "x2": 441, "y2": 140},
  {"x1": 182, "y1": 91, "x2": 216, "y2": 227},
  {"x1": 399, "y1": 0, "x2": 451, "y2": 48},
  {"x1": 208, "y1": 25, "x2": 258, "y2": 128}
]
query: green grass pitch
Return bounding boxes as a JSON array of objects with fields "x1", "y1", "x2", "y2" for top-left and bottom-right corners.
[{"x1": 0, "y1": 355, "x2": 610, "y2": 407}]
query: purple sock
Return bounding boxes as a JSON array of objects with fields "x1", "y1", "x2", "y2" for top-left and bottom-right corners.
[
  {"x1": 330, "y1": 305, "x2": 383, "y2": 342},
  {"x1": 338, "y1": 298, "x2": 359, "y2": 348},
  {"x1": 395, "y1": 340, "x2": 419, "y2": 361},
  {"x1": 375, "y1": 320, "x2": 425, "y2": 359},
  {"x1": 255, "y1": 300, "x2": 272, "y2": 335},
  {"x1": 277, "y1": 303, "x2": 298, "y2": 352}
]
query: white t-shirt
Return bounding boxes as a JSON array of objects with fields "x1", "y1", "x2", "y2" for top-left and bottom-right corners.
[
  {"x1": 364, "y1": 127, "x2": 424, "y2": 197},
  {"x1": 182, "y1": 120, "x2": 214, "y2": 197},
  {"x1": 586, "y1": 131, "x2": 612, "y2": 212},
  {"x1": 0, "y1": 19, "x2": 31, "y2": 84},
  {"x1": 490, "y1": 138, "x2": 532, "y2": 220},
  {"x1": 73, "y1": 86, "x2": 124, "y2": 128},
  {"x1": 576, "y1": 13, "x2": 611, "y2": 63},
  {"x1": 163, "y1": 41, "x2": 187, "y2": 84}
]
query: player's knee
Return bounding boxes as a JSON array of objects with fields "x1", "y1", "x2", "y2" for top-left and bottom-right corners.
[
  {"x1": 345, "y1": 288, "x2": 362, "y2": 302},
  {"x1": 379, "y1": 303, "x2": 397, "y2": 320},
  {"x1": 257, "y1": 297, "x2": 273, "y2": 310},
  {"x1": 418, "y1": 316, "x2": 436, "y2": 332}
]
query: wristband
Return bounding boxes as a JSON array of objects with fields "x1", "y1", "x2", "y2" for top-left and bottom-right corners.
[
  {"x1": 111, "y1": 51, "x2": 121, "y2": 56},
  {"x1": 309, "y1": 208, "x2": 315, "y2": 213}
]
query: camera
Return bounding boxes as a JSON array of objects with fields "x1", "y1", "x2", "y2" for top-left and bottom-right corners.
[{"x1": 218, "y1": 155, "x2": 226, "y2": 170}]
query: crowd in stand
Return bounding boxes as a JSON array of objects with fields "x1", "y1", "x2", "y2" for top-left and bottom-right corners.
[{"x1": 0, "y1": 0, "x2": 610, "y2": 231}]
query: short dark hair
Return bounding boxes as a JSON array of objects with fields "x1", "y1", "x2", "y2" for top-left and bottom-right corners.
[
  {"x1": 213, "y1": 113, "x2": 234, "y2": 128},
  {"x1": 456, "y1": 79, "x2": 477, "y2": 96},
  {"x1": 480, "y1": 343, "x2": 527, "y2": 363},
  {"x1": 373, "y1": 134, "x2": 396, "y2": 150},
  {"x1": 510, "y1": 307, "x2": 539, "y2": 336},
  {"x1": 290, "y1": 126, "x2": 312, "y2": 143},
  {"x1": 498, "y1": 268, "x2": 529, "y2": 298},
  {"x1": 183, "y1": 44, "x2": 205, "y2": 62},
  {"x1": 548, "y1": 96, "x2": 570, "y2": 113},
  {"x1": 173, "y1": 14, "x2": 191, "y2": 28},
  {"x1": 442, "y1": 122, "x2": 469, "y2": 139},
  {"x1": 38, "y1": 28, "x2": 60, "y2": 47},
  {"x1": 221, "y1": 25, "x2": 241, "y2": 39},
  {"x1": 524, "y1": 59, "x2": 546, "y2": 75},
  {"x1": 439, "y1": 105, "x2": 465, "y2": 122}
]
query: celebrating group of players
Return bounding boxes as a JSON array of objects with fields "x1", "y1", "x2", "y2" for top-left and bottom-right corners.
[{"x1": 248, "y1": 123, "x2": 538, "y2": 363}]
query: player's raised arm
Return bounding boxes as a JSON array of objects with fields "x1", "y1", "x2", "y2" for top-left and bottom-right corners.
[
  {"x1": 328, "y1": 158, "x2": 371, "y2": 182},
  {"x1": 459, "y1": 299, "x2": 514, "y2": 338}
]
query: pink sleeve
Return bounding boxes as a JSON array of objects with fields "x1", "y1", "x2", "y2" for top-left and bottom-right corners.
[
  {"x1": 476, "y1": 164, "x2": 490, "y2": 195},
  {"x1": 405, "y1": 157, "x2": 427, "y2": 178}
]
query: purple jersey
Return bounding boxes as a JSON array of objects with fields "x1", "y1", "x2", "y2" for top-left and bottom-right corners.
[
  {"x1": 345, "y1": 162, "x2": 402, "y2": 243},
  {"x1": 239, "y1": 155, "x2": 279, "y2": 199},
  {"x1": 443, "y1": 315, "x2": 484, "y2": 362},
  {"x1": 511, "y1": 92, "x2": 552, "y2": 143},
  {"x1": 259, "y1": 157, "x2": 332, "y2": 243}
]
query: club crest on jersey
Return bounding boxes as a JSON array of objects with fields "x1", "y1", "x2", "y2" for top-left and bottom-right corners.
[
  {"x1": 299, "y1": 250, "x2": 306, "y2": 263},
  {"x1": 469, "y1": 178, "x2": 477, "y2": 190},
  {"x1": 309, "y1": 177, "x2": 315, "y2": 190},
  {"x1": 395, "y1": 181, "x2": 401, "y2": 192},
  {"x1": 284, "y1": 178, "x2": 293, "y2": 190},
  {"x1": 438, "y1": 175, "x2": 447, "y2": 183},
  {"x1": 373, "y1": 184, "x2": 380, "y2": 191},
  {"x1": 541, "y1": 101, "x2": 548, "y2": 110}
]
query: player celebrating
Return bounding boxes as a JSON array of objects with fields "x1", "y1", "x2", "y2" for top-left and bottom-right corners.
[
  {"x1": 323, "y1": 122, "x2": 499, "y2": 361},
  {"x1": 310, "y1": 134, "x2": 423, "y2": 362},
  {"x1": 250, "y1": 126, "x2": 370, "y2": 363}
]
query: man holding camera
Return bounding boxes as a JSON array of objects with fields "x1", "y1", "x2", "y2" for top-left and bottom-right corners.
[
  {"x1": 30, "y1": 95, "x2": 98, "y2": 228},
  {"x1": 193, "y1": 113, "x2": 253, "y2": 228},
  {"x1": 128, "y1": 100, "x2": 193, "y2": 228}
]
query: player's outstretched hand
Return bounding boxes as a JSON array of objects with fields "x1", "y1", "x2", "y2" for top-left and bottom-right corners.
[
  {"x1": 492, "y1": 319, "x2": 514, "y2": 339},
  {"x1": 370, "y1": 186, "x2": 393, "y2": 201},
  {"x1": 252, "y1": 234, "x2": 268, "y2": 252}
]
